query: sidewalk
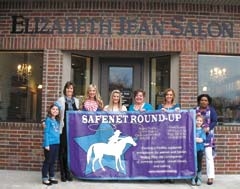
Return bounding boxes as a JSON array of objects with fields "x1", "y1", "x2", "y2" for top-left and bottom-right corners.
[{"x1": 1, "y1": 169, "x2": 239, "y2": 189}]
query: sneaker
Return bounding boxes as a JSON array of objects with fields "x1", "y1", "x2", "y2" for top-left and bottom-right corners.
[
  {"x1": 42, "y1": 180, "x2": 52, "y2": 185},
  {"x1": 191, "y1": 177, "x2": 196, "y2": 185},
  {"x1": 49, "y1": 178, "x2": 58, "y2": 184},
  {"x1": 196, "y1": 178, "x2": 201, "y2": 186}
]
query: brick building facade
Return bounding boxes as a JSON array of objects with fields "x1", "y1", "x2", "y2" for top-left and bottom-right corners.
[{"x1": 0, "y1": 0, "x2": 240, "y2": 174}]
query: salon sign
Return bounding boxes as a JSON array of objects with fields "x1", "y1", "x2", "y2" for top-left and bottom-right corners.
[
  {"x1": 66, "y1": 110, "x2": 196, "y2": 180},
  {"x1": 11, "y1": 15, "x2": 233, "y2": 38}
]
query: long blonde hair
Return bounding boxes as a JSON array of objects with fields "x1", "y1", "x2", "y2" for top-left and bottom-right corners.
[
  {"x1": 81, "y1": 84, "x2": 104, "y2": 110},
  {"x1": 107, "y1": 90, "x2": 123, "y2": 111}
]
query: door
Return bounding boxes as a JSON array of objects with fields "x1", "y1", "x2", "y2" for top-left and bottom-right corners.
[{"x1": 100, "y1": 58, "x2": 143, "y2": 109}]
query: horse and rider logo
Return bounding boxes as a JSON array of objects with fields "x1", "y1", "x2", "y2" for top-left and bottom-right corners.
[
  {"x1": 86, "y1": 130, "x2": 137, "y2": 172},
  {"x1": 74, "y1": 123, "x2": 137, "y2": 174}
]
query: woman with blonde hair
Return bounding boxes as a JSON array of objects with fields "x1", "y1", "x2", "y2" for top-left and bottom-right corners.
[
  {"x1": 158, "y1": 88, "x2": 180, "y2": 111},
  {"x1": 104, "y1": 89, "x2": 127, "y2": 111},
  {"x1": 81, "y1": 84, "x2": 104, "y2": 111}
]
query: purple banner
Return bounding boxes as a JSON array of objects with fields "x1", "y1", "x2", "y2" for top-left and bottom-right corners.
[{"x1": 67, "y1": 110, "x2": 196, "y2": 180}]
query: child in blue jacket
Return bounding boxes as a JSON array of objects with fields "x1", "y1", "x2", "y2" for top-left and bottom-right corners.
[
  {"x1": 192, "y1": 115, "x2": 206, "y2": 186},
  {"x1": 41, "y1": 102, "x2": 61, "y2": 185}
]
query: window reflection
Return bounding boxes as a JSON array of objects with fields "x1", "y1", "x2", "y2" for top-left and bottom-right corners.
[
  {"x1": 71, "y1": 55, "x2": 91, "y2": 101},
  {"x1": 0, "y1": 52, "x2": 43, "y2": 122},
  {"x1": 151, "y1": 56, "x2": 171, "y2": 109},
  {"x1": 198, "y1": 55, "x2": 240, "y2": 125},
  {"x1": 109, "y1": 66, "x2": 133, "y2": 108}
]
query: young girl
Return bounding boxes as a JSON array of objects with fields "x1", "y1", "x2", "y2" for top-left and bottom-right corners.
[
  {"x1": 81, "y1": 84, "x2": 104, "y2": 111},
  {"x1": 41, "y1": 102, "x2": 61, "y2": 185},
  {"x1": 192, "y1": 114, "x2": 206, "y2": 186}
]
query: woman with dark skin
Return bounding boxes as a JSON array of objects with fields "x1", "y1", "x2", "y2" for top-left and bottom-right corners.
[
  {"x1": 196, "y1": 94, "x2": 217, "y2": 131},
  {"x1": 196, "y1": 94, "x2": 217, "y2": 185}
]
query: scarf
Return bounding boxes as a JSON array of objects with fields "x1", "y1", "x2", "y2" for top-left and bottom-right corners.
[
  {"x1": 196, "y1": 105, "x2": 211, "y2": 125},
  {"x1": 65, "y1": 96, "x2": 75, "y2": 110}
]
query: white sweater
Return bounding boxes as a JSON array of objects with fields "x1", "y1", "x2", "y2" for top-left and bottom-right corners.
[{"x1": 57, "y1": 96, "x2": 80, "y2": 134}]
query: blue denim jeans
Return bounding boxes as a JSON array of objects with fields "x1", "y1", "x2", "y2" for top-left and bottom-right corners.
[{"x1": 42, "y1": 144, "x2": 59, "y2": 180}]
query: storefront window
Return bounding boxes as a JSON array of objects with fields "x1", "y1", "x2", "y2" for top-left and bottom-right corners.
[
  {"x1": 150, "y1": 56, "x2": 171, "y2": 109},
  {"x1": 198, "y1": 55, "x2": 240, "y2": 125},
  {"x1": 71, "y1": 55, "x2": 91, "y2": 103},
  {"x1": 0, "y1": 52, "x2": 43, "y2": 122}
]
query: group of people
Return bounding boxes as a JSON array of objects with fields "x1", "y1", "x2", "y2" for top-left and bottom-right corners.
[{"x1": 41, "y1": 81, "x2": 217, "y2": 186}]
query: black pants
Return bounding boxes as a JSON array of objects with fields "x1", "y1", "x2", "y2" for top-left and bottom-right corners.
[
  {"x1": 59, "y1": 130, "x2": 71, "y2": 179},
  {"x1": 197, "y1": 150, "x2": 204, "y2": 173}
]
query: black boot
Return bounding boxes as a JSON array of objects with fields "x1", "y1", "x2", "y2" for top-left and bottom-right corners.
[
  {"x1": 61, "y1": 174, "x2": 67, "y2": 182},
  {"x1": 66, "y1": 171, "x2": 73, "y2": 181}
]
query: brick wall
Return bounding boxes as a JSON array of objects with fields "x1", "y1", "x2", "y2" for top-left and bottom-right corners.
[
  {"x1": 0, "y1": 123, "x2": 43, "y2": 171},
  {"x1": 42, "y1": 49, "x2": 63, "y2": 113},
  {"x1": 214, "y1": 126, "x2": 240, "y2": 174},
  {"x1": 0, "y1": 0, "x2": 240, "y2": 173}
]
